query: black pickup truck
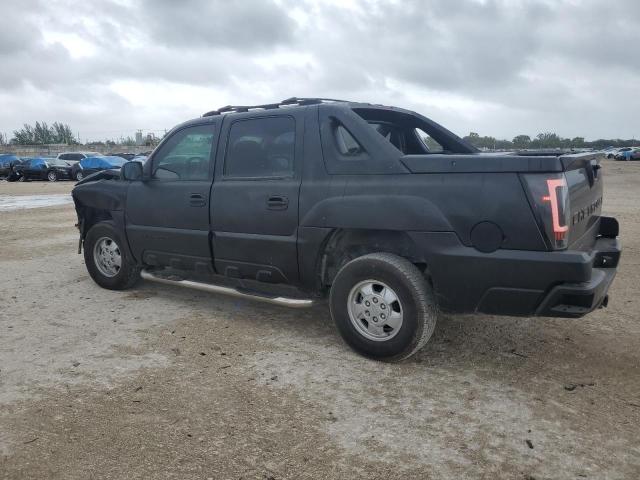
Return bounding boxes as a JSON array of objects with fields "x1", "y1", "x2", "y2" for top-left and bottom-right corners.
[{"x1": 72, "y1": 97, "x2": 621, "y2": 360}]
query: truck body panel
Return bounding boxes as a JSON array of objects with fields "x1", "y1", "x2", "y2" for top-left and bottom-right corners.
[{"x1": 71, "y1": 99, "x2": 620, "y2": 320}]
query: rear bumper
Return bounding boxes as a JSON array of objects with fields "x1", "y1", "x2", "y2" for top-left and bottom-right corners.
[
  {"x1": 534, "y1": 256, "x2": 617, "y2": 317},
  {"x1": 408, "y1": 217, "x2": 621, "y2": 318}
]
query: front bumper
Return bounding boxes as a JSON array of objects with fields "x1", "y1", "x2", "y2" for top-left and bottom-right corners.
[{"x1": 408, "y1": 217, "x2": 621, "y2": 318}]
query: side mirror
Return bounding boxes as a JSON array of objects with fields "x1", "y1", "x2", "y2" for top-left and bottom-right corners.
[{"x1": 121, "y1": 161, "x2": 143, "y2": 181}]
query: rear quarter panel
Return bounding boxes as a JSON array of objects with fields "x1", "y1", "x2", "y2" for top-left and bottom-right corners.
[{"x1": 299, "y1": 172, "x2": 546, "y2": 251}]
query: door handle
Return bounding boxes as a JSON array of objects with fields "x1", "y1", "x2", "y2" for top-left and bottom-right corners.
[
  {"x1": 189, "y1": 193, "x2": 206, "y2": 207},
  {"x1": 267, "y1": 195, "x2": 288, "y2": 210}
]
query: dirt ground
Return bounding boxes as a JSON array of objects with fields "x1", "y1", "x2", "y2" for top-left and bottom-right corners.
[{"x1": 1, "y1": 161, "x2": 639, "y2": 479}]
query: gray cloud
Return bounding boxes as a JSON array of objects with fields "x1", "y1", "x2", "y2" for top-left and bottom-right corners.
[
  {"x1": 0, "y1": 0, "x2": 639, "y2": 141},
  {"x1": 142, "y1": 0, "x2": 296, "y2": 49}
]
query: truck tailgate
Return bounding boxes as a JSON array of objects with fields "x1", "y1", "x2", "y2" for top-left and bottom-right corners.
[{"x1": 562, "y1": 153, "x2": 604, "y2": 250}]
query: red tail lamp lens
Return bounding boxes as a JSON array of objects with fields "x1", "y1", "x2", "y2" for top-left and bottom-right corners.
[
  {"x1": 542, "y1": 178, "x2": 569, "y2": 241},
  {"x1": 522, "y1": 173, "x2": 570, "y2": 250}
]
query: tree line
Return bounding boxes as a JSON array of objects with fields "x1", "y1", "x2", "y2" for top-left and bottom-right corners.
[
  {"x1": 6, "y1": 121, "x2": 78, "y2": 145},
  {"x1": 0, "y1": 122, "x2": 161, "y2": 147},
  {"x1": 462, "y1": 132, "x2": 638, "y2": 150},
  {"x1": 3, "y1": 121, "x2": 636, "y2": 150}
]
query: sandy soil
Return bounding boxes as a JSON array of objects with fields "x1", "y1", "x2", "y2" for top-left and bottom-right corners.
[{"x1": 0, "y1": 161, "x2": 639, "y2": 479}]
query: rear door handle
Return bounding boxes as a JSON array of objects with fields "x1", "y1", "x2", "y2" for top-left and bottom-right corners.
[
  {"x1": 267, "y1": 195, "x2": 288, "y2": 210},
  {"x1": 189, "y1": 193, "x2": 206, "y2": 207}
]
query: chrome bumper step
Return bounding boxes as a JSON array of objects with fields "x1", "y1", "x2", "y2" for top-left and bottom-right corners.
[{"x1": 140, "y1": 270, "x2": 315, "y2": 309}]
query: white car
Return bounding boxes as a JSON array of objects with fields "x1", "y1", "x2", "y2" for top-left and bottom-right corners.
[{"x1": 56, "y1": 152, "x2": 102, "y2": 165}]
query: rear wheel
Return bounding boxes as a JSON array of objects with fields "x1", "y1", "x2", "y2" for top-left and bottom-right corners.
[
  {"x1": 47, "y1": 171, "x2": 58, "y2": 182},
  {"x1": 84, "y1": 221, "x2": 140, "y2": 290},
  {"x1": 330, "y1": 253, "x2": 437, "y2": 361}
]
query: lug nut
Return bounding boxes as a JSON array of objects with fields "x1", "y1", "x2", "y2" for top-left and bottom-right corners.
[
  {"x1": 372, "y1": 317, "x2": 378, "y2": 322},
  {"x1": 373, "y1": 298, "x2": 378, "y2": 303},
  {"x1": 365, "y1": 301, "x2": 370, "y2": 306},
  {"x1": 381, "y1": 313, "x2": 386, "y2": 319},
  {"x1": 380, "y1": 304, "x2": 386, "y2": 309}
]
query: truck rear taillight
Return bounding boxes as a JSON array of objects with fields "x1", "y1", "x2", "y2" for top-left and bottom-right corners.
[{"x1": 522, "y1": 173, "x2": 570, "y2": 250}]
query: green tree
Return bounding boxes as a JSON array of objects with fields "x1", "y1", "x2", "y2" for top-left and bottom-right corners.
[
  {"x1": 33, "y1": 121, "x2": 53, "y2": 144},
  {"x1": 533, "y1": 132, "x2": 562, "y2": 148},
  {"x1": 51, "y1": 122, "x2": 77, "y2": 144},
  {"x1": 512, "y1": 135, "x2": 531, "y2": 149},
  {"x1": 119, "y1": 136, "x2": 137, "y2": 146},
  {"x1": 571, "y1": 137, "x2": 585, "y2": 148},
  {"x1": 11, "y1": 124, "x2": 35, "y2": 144},
  {"x1": 11, "y1": 121, "x2": 77, "y2": 145}
]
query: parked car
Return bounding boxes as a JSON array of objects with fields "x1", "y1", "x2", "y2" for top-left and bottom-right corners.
[
  {"x1": 0, "y1": 154, "x2": 20, "y2": 179},
  {"x1": 614, "y1": 147, "x2": 640, "y2": 161},
  {"x1": 607, "y1": 147, "x2": 632, "y2": 159},
  {"x1": 3, "y1": 158, "x2": 28, "y2": 181},
  {"x1": 71, "y1": 155, "x2": 126, "y2": 181},
  {"x1": 71, "y1": 97, "x2": 621, "y2": 361},
  {"x1": 56, "y1": 152, "x2": 102, "y2": 165},
  {"x1": 14, "y1": 157, "x2": 73, "y2": 182},
  {"x1": 109, "y1": 152, "x2": 137, "y2": 161}
]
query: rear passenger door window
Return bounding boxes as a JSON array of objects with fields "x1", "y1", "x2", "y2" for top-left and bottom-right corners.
[
  {"x1": 224, "y1": 117, "x2": 295, "y2": 178},
  {"x1": 415, "y1": 128, "x2": 444, "y2": 153},
  {"x1": 334, "y1": 125, "x2": 364, "y2": 156},
  {"x1": 152, "y1": 125, "x2": 215, "y2": 181}
]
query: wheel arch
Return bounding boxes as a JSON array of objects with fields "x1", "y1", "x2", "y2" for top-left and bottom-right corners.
[
  {"x1": 319, "y1": 228, "x2": 428, "y2": 288},
  {"x1": 77, "y1": 206, "x2": 113, "y2": 238}
]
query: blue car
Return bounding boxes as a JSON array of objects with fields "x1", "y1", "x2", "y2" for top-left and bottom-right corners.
[
  {"x1": 614, "y1": 147, "x2": 640, "y2": 161},
  {"x1": 0, "y1": 154, "x2": 20, "y2": 179},
  {"x1": 71, "y1": 156, "x2": 126, "y2": 181}
]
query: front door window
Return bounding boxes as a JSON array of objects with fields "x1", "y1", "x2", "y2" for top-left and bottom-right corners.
[{"x1": 152, "y1": 125, "x2": 215, "y2": 180}]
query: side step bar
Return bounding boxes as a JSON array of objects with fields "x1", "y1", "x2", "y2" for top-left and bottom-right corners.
[{"x1": 140, "y1": 270, "x2": 315, "y2": 309}]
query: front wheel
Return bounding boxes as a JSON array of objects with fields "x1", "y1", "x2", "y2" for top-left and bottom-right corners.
[
  {"x1": 75, "y1": 171, "x2": 84, "y2": 181},
  {"x1": 17, "y1": 175, "x2": 26, "y2": 182},
  {"x1": 330, "y1": 253, "x2": 437, "y2": 361},
  {"x1": 84, "y1": 221, "x2": 140, "y2": 290}
]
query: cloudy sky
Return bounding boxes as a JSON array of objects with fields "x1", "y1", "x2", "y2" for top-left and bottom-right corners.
[{"x1": 1, "y1": 0, "x2": 638, "y2": 142}]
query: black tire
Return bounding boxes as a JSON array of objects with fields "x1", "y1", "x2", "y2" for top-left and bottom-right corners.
[
  {"x1": 17, "y1": 175, "x2": 26, "y2": 182},
  {"x1": 47, "y1": 171, "x2": 58, "y2": 182},
  {"x1": 329, "y1": 253, "x2": 437, "y2": 361},
  {"x1": 83, "y1": 221, "x2": 140, "y2": 290}
]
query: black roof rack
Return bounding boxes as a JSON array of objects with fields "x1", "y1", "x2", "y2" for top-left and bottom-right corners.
[{"x1": 202, "y1": 97, "x2": 351, "y2": 117}]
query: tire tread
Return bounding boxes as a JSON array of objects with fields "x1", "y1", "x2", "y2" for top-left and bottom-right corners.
[{"x1": 330, "y1": 252, "x2": 438, "y2": 361}]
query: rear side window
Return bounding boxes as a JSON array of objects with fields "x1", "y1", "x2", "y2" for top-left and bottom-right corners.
[
  {"x1": 152, "y1": 125, "x2": 215, "y2": 180},
  {"x1": 225, "y1": 116, "x2": 295, "y2": 178},
  {"x1": 334, "y1": 125, "x2": 364, "y2": 156},
  {"x1": 415, "y1": 128, "x2": 444, "y2": 153},
  {"x1": 369, "y1": 122, "x2": 406, "y2": 153}
]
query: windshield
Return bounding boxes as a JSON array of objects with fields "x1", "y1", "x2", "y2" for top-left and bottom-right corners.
[{"x1": 48, "y1": 159, "x2": 69, "y2": 166}]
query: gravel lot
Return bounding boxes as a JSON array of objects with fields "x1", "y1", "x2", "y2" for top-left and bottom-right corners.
[{"x1": 1, "y1": 161, "x2": 639, "y2": 479}]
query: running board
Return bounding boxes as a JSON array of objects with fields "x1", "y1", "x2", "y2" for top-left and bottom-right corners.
[{"x1": 140, "y1": 270, "x2": 315, "y2": 308}]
